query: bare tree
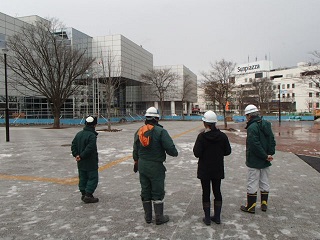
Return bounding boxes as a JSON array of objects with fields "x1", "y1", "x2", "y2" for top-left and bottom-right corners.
[
  {"x1": 252, "y1": 78, "x2": 274, "y2": 113},
  {"x1": 305, "y1": 99, "x2": 313, "y2": 112},
  {"x1": 234, "y1": 84, "x2": 246, "y2": 115},
  {"x1": 97, "y1": 48, "x2": 122, "y2": 131},
  {"x1": 141, "y1": 68, "x2": 180, "y2": 115},
  {"x1": 306, "y1": 51, "x2": 320, "y2": 89},
  {"x1": 2, "y1": 18, "x2": 94, "y2": 128},
  {"x1": 201, "y1": 59, "x2": 236, "y2": 128},
  {"x1": 178, "y1": 74, "x2": 194, "y2": 119}
]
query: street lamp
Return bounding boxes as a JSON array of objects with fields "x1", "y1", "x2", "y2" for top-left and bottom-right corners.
[
  {"x1": 278, "y1": 84, "x2": 281, "y2": 125},
  {"x1": 2, "y1": 48, "x2": 9, "y2": 142},
  {"x1": 271, "y1": 75, "x2": 283, "y2": 126}
]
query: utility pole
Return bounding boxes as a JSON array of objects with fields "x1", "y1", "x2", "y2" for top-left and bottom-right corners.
[
  {"x1": 278, "y1": 84, "x2": 281, "y2": 125},
  {"x1": 2, "y1": 48, "x2": 10, "y2": 142}
]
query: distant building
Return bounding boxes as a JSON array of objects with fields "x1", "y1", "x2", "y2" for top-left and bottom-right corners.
[{"x1": 195, "y1": 60, "x2": 320, "y2": 115}]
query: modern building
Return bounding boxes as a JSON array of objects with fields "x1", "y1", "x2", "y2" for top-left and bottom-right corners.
[
  {"x1": 0, "y1": 12, "x2": 197, "y2": 119},
  {"x1": 148, "y1": 65, "x2": 197, "y2": 116}
]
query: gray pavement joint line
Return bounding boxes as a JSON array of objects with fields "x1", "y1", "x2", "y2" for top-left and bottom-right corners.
[
  {"x1": 0, "y1": 125, "x2": 203, "y2": 185},
  {"x1": 169, "y1": 184, "x2": 199, "y2": 240}
]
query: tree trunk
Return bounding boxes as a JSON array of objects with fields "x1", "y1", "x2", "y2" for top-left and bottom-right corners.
[
  {"x1": 182, "y1": 101, "x2": 185, "y2": 120},
  {"x1": 50, "y1": 103, "x2": 61, "y2": 128},
  {"x1": 223, "y1": 108, "x2": 228, "y2": 129},
  {"x1": 53, "y1": 111, "x2": 60, "y2": 128},
  {"x1": 106, "y1": 104, "x2": 112, "y2": 131},
  {"x1": 160, "y1": 99, "x2": 165, "y2": 117}
]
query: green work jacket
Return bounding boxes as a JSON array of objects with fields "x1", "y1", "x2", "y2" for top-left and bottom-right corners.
[
  {"x1": 71, "y1": 126, "x2": 99, "y2": 171},
  {"x1": 133, "y1": 123, "x2": 178, "y2": 163},
  {"x1": 245, "y1": 116, "x2": 276, "y2": 169}
]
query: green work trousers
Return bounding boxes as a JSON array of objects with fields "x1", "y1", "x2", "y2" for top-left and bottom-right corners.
[
  {"x1": 139, "y1": 161, "x2": 166, "y2": 201},
  {"x1": 78, "y1": 169, "x2": 99, "y2": 194}
]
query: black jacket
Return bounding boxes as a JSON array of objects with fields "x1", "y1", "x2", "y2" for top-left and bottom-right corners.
[{"x1": 193, "y1": 128, "x2": 231, "y2": 179}]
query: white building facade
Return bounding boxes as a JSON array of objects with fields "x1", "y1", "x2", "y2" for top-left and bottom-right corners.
[
  {"x1": 195, "y1": 60, "x2": 319, "y2": 115},
  {"x1": 234, "y1": 60, "x2": 319, "y2": 113}
]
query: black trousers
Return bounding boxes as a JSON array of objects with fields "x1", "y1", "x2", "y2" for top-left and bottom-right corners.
[{"x1": 200, "y1": 178, "x2": 222, "y2": 203}]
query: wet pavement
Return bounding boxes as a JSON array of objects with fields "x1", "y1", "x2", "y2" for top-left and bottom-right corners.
[
  {"x1": 225, "y1": 121, "x2": 320, "y2": 157},
  {"x1": 0, "y1": 121, "x2": 319, "y2": 240}
]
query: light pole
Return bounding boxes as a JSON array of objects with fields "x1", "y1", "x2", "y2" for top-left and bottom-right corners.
[
  {"x1": 271, "y1": 75, "x2": 283, "y2": 126},
  {"x1": 278, "y1": 84, "x2": 281, "y2": 125},
  {"x1": 2, "y1": 48, "x2": 9, "y2": 142}
]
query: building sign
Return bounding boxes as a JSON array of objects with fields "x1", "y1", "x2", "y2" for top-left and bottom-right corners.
[{"x1": 235, "y1": 60, "x2": 273, "y2": 75}]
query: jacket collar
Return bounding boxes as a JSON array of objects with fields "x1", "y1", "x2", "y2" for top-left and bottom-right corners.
[
  {"x1": 83, "y1": 125, "x2": 98, "y2": 136},
  {"x1": 245, "y1": 116, "x2": 262, "y2": 129}
]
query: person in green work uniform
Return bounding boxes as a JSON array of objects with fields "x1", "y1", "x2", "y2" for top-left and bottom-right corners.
[
  {"x1": 133, "y1": 107, "x2": 178, "y2": 225},
  {"x1": 240, "y1": 104, "x2": 276, "y2": 213},
  {"x1": 71, "y1": 116, "x2": 99, "y2": 204}
]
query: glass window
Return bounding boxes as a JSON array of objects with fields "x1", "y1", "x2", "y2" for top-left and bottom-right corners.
[
  {"x1": 282, "y1": 94, "x2": 285, "y2": 98},
  {"x1": 317, "y1": 102, "x2": 320, "y2": 108},
  {"x1": 287, "y1": 93, "x2": 290, "y2": 98},
  {"x1": 309, "y1": 83, "x2": 313, "y2": 88},
  {"x1": 282, "y1": 84, "x2": 285, "y2": 89},
  {"x1": 316, "y1": 92, "x2": 320, "y2": 97},
  {"x1": 292, "y1": 93, "x2": 295, "y2": 97},
  {"x1": 292, "y1": 83, "x2": 295, "y2": 88},
  {"x1": 287, "y1": 84, "x2": 290, "y2": 89},
  {"x1": 309, "y1": 92, "x2": 313, "y2": 97}
]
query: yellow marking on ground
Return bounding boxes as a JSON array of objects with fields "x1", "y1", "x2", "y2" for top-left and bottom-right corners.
[
  {"x1": 0, "y1": 125, "x2": 202, "y2": 185},
  {"x1": 0, "y1": 174, "x2": 78, "y2": 185},
  {"x1": 98, "y1": 155, "x2": 132, "y2": 172},
  {"x1": 171, "y1": 125, "x2": 202, "y2": 139}
]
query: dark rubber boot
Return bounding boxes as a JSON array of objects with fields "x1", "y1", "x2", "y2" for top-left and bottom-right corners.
[
  {"x1": 142, "y1": 201, "x2": 152, "y2": 224},
  {"x1": 202, "y1": 202, "x2": 211, "y2": 226},
  {"x1": 83, "y1": 192, "x2": 99, "y2": 204},
  {"x1": 153, "y1": 201, "x2": 169, "y2": 225},
  {"x1": 261, "y1": 191, "x2": 269, "y2": 212},
  {"x1": 211, "y1": 200, "x2": 222, "y2": 224},
  {"x1": 240, "y1": 193, "x2": 257, "y2": 214},
  {"x1": 80, "y1": 190, "x2": 86, "y2": 202}
]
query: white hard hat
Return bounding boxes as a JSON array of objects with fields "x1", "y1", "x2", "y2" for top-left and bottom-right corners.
[
  {"x1": 202, "y1": 110, "x2": 218, "y2": 123},
  {"x1": 85, "y1": 116, "x2": 97, "y2": 125},
  {"x1": 244, "y1": 104, "x2": 259, "y2": 115},
  {"x1": 145, "y1": 107, "x2": 160, "y2": 118}
]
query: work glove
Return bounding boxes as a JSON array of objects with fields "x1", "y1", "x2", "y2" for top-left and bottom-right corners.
[{"x1": 133, "y1": 161, "x2": 138, "y2": 173}]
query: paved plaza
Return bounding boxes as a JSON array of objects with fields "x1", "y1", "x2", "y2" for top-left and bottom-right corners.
[{"x1": 0, "y1": 121, "x2": 319, "y2": 240}]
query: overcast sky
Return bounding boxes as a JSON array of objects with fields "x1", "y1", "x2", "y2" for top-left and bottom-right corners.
[{"x1": 2, "y1": 0, "x2": 320, "y2": 77}]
